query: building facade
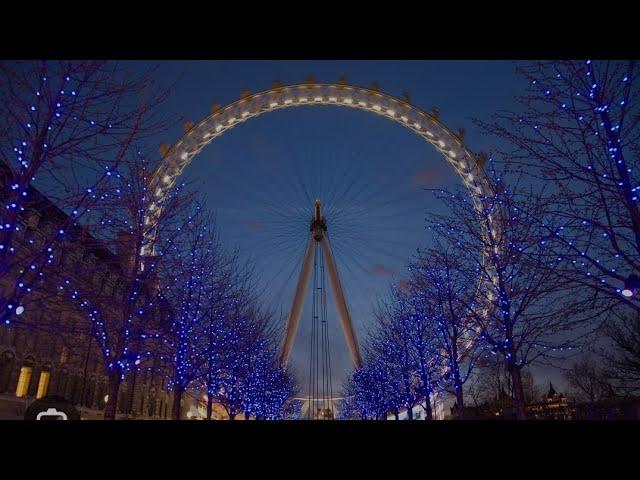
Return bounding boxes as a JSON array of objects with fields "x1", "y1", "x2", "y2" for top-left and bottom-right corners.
[{"x1": 0, "y1": 160, "x2": 181, "y2": 420}]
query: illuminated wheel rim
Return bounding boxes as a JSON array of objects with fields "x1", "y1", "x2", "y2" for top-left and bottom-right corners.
[{"x1": 145, "y1": 82, "x2": 493, "y2": 246}]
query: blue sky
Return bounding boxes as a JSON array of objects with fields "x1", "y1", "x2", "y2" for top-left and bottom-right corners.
[{"x1": 128, "y1": 60, "x2": 566, "y2": 396}]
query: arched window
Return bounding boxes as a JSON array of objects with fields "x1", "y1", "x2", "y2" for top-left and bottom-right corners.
[
  {"x1": 36, "y1": 370, "x2": 51, "y2": 399},
  {"x1": 118, "y1": 387, "x2": 127, "y2": 414},
  {"x1": 0, "y1": 351, "x2": 15, "y2": 393},
  {"x1": 68, "y1": 374, "x2": 81, "y2": 404},
  {"x1": 26, "y1": 211, "x2": 41, "y2": 229},
  {"x1": 72, "y1": 375, "x2": 85, "y2": 405},
  {"x1": 14, "y1": 331, "x2": 27, "y2": 353},
  {"x1": 148, "y1": 390, "x2": 156, "y2": 417},
  {"x1": 16, "y1": 365, "x2": 33, "y2": 398},
  {"x1": 139, "y1": 392, "x2": 146, "y2": 415},
  {"x1": 59, "y1": 345, "x2": 69, "y2": 364},
  {"x1": 54, "y1": 367, "x2": 69, "y2": 398}
]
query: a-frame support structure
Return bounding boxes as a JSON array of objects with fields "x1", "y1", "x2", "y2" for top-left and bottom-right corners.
[{"x1": 279, "y1": 199, "x2": 362, "y2": 369}]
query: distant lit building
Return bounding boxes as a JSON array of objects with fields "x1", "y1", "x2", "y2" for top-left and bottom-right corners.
[{"x1": 527, "y1": 383, "x2": 571, "y2": 420}]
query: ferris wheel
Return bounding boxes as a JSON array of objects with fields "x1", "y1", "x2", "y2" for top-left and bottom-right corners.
[{"x1": 143, "y1": 80, "x2": 496, "y2": 417}]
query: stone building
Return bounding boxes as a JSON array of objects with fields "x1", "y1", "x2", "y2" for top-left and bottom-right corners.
[
  {"x1": 526, "y1": 383, "x2": 571, "y2": 420},
  {"x1": 0, "y1": 159, "x2": 182, "y2": 420}
]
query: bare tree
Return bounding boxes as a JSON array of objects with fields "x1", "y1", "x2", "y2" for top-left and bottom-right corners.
[
  {"x1": 371, "y1": 294, "x2": 423, "y2": 419},
  {"x1": 343, "y1": 288, "x2": 440, "y2": 421},
  {"x1": 0, "y1": 60, "x2": 169, "y2": 327},
  {"x1": 161, "y1": 205, "x2": 222, "y2": 419},
  {"x1": 564, "y1": 356, "x2": 616, "y2": 403},
  {"x1": 469, "y1": 357, "x2": 541, "y2": 413},
  {"x1": 57, "y1": 154, "x2": 193, "y2": 419},
  {"x1": 344, "y1": 345, "x2": 404, "y2": 420},
  {"x1": 200, "y1": 251, "x2": 238, "y2": 419},
  {"x1": 426, "y1": 165, "x2": 586, "y2": 419},
  {"x1": 407, "y1": 244, "x2": 482, "y2": 419},
  {"x1": 241, "y1": 336, "x2": 297, "y2": 420},
  {"x1": 198, "y1": 252, "x2": 294, "y2": 420},
  {"x1": 599, "y1": 309, "x2": 640, "y2": 396},
  {"x1": 478, "y1": 60, "x2": 640, "y2": 315}
]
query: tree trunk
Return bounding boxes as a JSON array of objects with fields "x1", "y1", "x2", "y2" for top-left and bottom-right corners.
[
  {"x1": 206, "y1": 396, "x2": 213, "y2": 420},
  {"x1": 509, "y1": 366, "x2": 527, "y2": 420},
  {"x1": 455, "y1": 387, "x2": 465, "y2": 420},
  {"x1": 452, "y1": 363, "x2": 465, "y2": 419},
  {"x1": 394, "y1": 412, "x2": 399, "y2": 421},
  {"x1": 424, "y1": 397, "x2": 434, "y2": 420},
  {"x1": 421, "y1": 386, "x2": 434, "y2": 420},
  {"x1": 407, "y1": 405, "x2": 414, "y2": 420},
  {"x1": 103, "y1": 369, "x2": 122, "y2": 420},
  {"x1": 172, "y1": 386, "x2": 184, "y2": 420},
  {"x1": 419, "y1": 366, "x2": 435, "y2": 420},
  {"x1": 244, "y1": 411, "x2": 250, "y2": 420}
]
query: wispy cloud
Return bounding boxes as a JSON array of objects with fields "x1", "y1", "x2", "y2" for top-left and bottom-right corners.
[
  {"x1": 396, "y1": 279, "x2": 411, "y2": 292},
  {"x1": 371, "y1": 264, "x2": 393, "y2": 276},
  {"x1": 243, "y1": 218, "x2": 264, "y2": 233},
  {"x1": 411, "y1": 167, "x2": 448, "y2": 187}
]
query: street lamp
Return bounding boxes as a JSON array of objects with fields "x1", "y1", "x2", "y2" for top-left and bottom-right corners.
[{"x1": 622, "y1": 274, "x2": 639, "y2": 298}]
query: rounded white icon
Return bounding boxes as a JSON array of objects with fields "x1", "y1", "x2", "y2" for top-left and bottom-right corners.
[{"x1": 36, "y1": 408, "x2": 68, "y2": 420}]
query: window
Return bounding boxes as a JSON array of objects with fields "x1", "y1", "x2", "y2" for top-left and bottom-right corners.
[
  {"x1": 36, "y1": 371, "x2": 50, "y2": 399},
  {"x1": 140, "y1": 393, "x2": 146, "y2": 413},
  {"x1": 94, "y1": 270, "x2": 105, "y2": 290},
  {"x1": 104, "y1": 277, "x2": 114, "y2": 296},
  {"x1": 71, "y1": 375, "x2": 83, "y2": 405},
  {"x1": 16, "y1": 366, "x2": 32, "y2": 398},
  {"x1": 59, "y1": 346, "x2": 69, "y2": 364},
  {"x1": 26, "y1": 212, "x2": 41, "y2": 229},
  {"x1": 0, "y1": 352, "x2": 15, "y2": 393},
  {"x1": 118, "y1": 388, "x2": 127, "y2": 414},
  {"x1": 148, "y1": 397, "x2": 155, "y2": 417},
  {"x1": 56, "y1": 368, "x2": 69, "y2": 397}
]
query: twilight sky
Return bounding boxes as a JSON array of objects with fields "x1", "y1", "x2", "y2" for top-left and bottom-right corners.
[{"x1": 128, "y1": 60, "x2": 565, "y2": 395}]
